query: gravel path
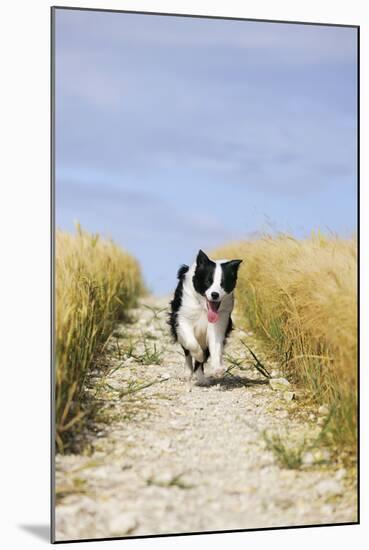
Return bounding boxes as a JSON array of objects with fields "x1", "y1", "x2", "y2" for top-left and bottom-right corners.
[{"x1": 55, "y1": 297, "x2": 357, "y2": 542}]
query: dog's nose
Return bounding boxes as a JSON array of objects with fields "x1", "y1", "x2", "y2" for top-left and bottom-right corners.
[{"x1": 211, "y1": 291, "x2": 219, "y2": 300}]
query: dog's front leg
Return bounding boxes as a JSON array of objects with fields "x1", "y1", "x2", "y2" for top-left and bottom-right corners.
[
  {"x1": 177, "y1": 321, "x2": 204, "y2": 364},
  {"x1": 182, "y1": 346, "x2": 193, "y2": 376},
  {"x1": 207, "y1": 315, "x2": 228, "y2": 375}
]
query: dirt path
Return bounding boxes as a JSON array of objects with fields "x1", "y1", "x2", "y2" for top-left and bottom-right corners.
[{"x1": 55, "y1": 296, "x2": 357, "y2": 541}]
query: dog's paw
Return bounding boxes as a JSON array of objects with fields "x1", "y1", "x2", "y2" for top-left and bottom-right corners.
[
  {"x1": 193, "y1": 368, "x2": 210, "y2": 386},
  {"x1": 212, "y1": 365, "x2": 226, "y2": 377}
]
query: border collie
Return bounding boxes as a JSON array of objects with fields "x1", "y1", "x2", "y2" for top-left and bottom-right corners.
[{"x1": 169, "y1": 249, "x2": 242, "y2": 385}]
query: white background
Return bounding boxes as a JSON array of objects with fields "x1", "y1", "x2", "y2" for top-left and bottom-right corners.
[{"x1": 0, "y1": 0, "x2": 367, "y2": 548}]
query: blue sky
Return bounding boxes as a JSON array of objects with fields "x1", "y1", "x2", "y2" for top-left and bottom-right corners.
[{"x1": 55, "y1": 9, "x2": 357, "y2": 294}]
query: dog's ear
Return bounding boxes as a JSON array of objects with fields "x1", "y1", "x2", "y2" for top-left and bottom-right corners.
[
  {"x1": 196, "y1": 249, "x2": 211, "y2": 265},
  {"x1": 228, "y1": 259, "x2": 243, "y2": 271}
]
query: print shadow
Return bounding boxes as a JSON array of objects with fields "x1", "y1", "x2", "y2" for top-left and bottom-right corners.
[{"x1": 19, "y1": 524, "x2": 50, "y2": 542}]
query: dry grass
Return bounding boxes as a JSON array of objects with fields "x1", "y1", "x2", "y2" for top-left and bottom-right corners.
[
  {"x1": 214, "y1": 232, "x2": 357, "y2": 452},
  {"x1": 55, "y1": 225, "x2": 145, "y2": 452}
]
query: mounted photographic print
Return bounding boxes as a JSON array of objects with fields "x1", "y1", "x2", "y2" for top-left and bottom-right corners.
[{"x1": 51, "y1": 6, "x2": 359, "y2": 543}]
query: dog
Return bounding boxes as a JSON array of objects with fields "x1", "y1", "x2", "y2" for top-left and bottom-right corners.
[{"x1": 169, "y1": 249, "x2": 242, "y2": 384}]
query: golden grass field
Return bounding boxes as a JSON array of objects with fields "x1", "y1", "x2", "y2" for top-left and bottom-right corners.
[
  {"x1": 214, "y1": 233, "x2": 358, "y2": 453},
  {"x1": 55, "y1": 226, "x2": 145, "y2": 452}
]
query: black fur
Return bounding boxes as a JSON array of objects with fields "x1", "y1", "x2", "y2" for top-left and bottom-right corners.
[
  {"x1": 221, "y1": 260, "x2": 242, "y2": 293},
  {"x1": 168, "y1": 264, "x2": 189, "y2": 340},
  {"x1": 193, "y1": 360, "x2": 203, "y2": 373},
  {"x1": 192, "y1": 249, "x2": 216, "y2": 296},
  {"x1": 193, "y1": 348, "x2": 210, "y2": 373},
  {"x1": 225, "y1": 316, "x2": 233, "y2": 340}
]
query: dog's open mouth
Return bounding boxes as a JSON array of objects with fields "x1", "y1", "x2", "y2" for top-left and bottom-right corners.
[{"x1": 206, "y1": 299, "x2": 220, "y2": 324}]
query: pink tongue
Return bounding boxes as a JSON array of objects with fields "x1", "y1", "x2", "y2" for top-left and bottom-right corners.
[{"x1": 207, "y1": 309, "x2": 219, "y2": 323}]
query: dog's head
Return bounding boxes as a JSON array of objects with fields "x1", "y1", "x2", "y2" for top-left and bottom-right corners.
[{"x1": 192, "y1": 249, "x2": 242, "y2": 323}]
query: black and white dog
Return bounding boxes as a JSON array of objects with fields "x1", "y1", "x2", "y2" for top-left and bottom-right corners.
[{"x1": 169, "y1": 249, "x2": 242, "y2": 384}]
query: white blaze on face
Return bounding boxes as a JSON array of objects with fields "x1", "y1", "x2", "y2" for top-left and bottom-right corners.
[{"x1": 205, "y1": 261, "x2": 227, "y2": 302}]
